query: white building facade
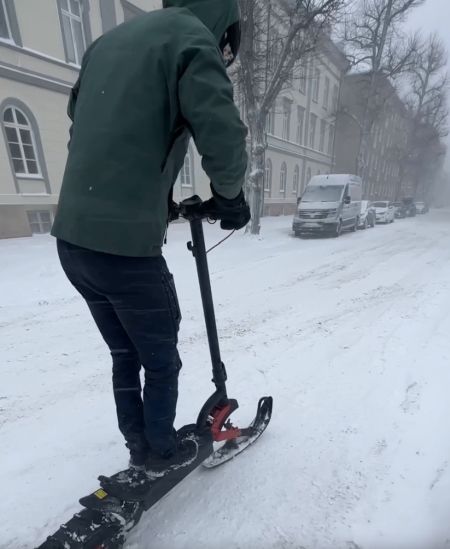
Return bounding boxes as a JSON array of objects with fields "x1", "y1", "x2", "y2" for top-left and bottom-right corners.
[
  {"x1": 0, "y1": 0, "x2": 161, "y2": 238},
  {"x1": 0, "y1": 1, "x2": 347, "y2": 238},
  {"x1": 260, "y1": 39, "x2": 349, "y2": 216}
]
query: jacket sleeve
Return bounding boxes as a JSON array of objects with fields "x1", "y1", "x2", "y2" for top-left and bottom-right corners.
[
  {"x1": 178, "y1": 39, "x2": 248, "y2": 200},
  {"x1": 67, "y1": 38, "x2": 102, "y2": 147}
]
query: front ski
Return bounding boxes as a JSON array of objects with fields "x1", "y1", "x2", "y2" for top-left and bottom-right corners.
[{"x1": 203, "y1": 396, "x2": 273, "y2": 469}]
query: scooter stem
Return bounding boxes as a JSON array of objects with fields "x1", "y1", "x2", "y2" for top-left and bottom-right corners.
[{"x1": 188, "y1": 218, "x2": 228, "y2": 397}]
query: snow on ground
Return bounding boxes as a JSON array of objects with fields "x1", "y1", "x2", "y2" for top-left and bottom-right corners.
[{"x1": 2, "y1": 211, "x2": 450, "y2": 549}]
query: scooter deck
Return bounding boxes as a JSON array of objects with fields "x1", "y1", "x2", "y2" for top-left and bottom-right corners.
[{"x1": 37, "y1": 427, "x2": 213, "y2": 549}]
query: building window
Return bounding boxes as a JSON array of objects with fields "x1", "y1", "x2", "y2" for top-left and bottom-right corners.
[
  {"x1": 3, "y1": 107, "x2": 41, "y2": 176},
  {"x1": 280, "y1": 162, "x2": 287, "y2": 194},
  {"x1": 332, "y1": 84, "x2": 339, "y2": 112},
  {"x1": 0, "y1": 0, "x2": 11, "y2": 40},
  {"x1": 312, "y1": 68, "x2": 320, "y2": 102},
  {"x1": 309, "y1": 113, "x2": 317, "y2": 149},
  {"x1": 299, "y1": 60, "x2": 307, "y2": 94},
  {"x1": 266, "y1": 108, "x2": 275, "y2": 135},
  {"x1": 319, "y1": 119, "x2": 326, "y2": 152},
  {"x1": 27, "y1": 211, "x2": 53, "y2": 234},
  {"x1": 269, "y1": 30, "x2": 282, "y2": 72},
  {"x1": 327, "y1": 124, "x2": 335, "y2": 155},
  {"x1": 179, "y1": 150, "x2": 194, "y2": 188},
  {"x1": 58, "y1": 0, "x2": 88, "y2": 65},
  {"x1": 296, "y1": 106, "x2": 305, "y2": 145},
  {"x1": 300, "y1": 163, "x2": 306, "y2": 194},
  {"x1": 306, "y1": 167, "x2": 312, "y2": 186},
  {"x1": 265, "y1": 158, "x2": 272, "y2": 193},
  {"x1": 293, "y1": 165, "x2": 300, "y2": 195},
  {"x1": 323, "y1": 76, "x2": 330, "y2": 109},
  {"x1": 0, "y1": 0, "x2": 21, "y2": 44},
  {"x1": 282, "y1": 99, "x2": 291, "y2": 141}
]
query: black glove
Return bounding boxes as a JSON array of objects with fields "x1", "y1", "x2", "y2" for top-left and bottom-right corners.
[
  {"x1": 201, "y1": 186, "x2": 251, "y2": 230},
  {"x1": 168, "y1": 200, "x2": 180, "y2": 223}
]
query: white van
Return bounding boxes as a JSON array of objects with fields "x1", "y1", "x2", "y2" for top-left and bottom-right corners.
[{"x1": 293, "y1": 174, "x2": 362, "y2": 237}]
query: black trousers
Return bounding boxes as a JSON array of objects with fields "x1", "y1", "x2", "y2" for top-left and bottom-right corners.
[{"x1": 57, "y1": 239, "x2": 182, "y2": 458}]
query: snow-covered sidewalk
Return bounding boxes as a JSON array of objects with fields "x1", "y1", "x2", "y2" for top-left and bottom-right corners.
[{"x1": 2, "y1": 212, "x2": 450, "y2": 548}]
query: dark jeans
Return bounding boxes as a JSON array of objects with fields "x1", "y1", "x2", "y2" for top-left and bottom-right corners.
[{"x1": 57, "y1": 239, "x2": 182, "y2": 458}]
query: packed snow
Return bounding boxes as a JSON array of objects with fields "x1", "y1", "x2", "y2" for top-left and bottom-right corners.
[{"x1": 2, "y1": 211, "x2": 450, "y2": 548}]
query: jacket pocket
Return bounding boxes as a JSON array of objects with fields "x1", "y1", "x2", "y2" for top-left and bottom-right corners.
[{"x1": 162, "y1": 271, "x2": 182, "y2": 333}]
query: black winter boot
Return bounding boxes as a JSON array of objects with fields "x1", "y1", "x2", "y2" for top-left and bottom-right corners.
[
  {"x1": 145, "y1": 436, "x2": 198, "y2": 477},
  {"x1": 125, "y1": 433, "x2": 150, "y2": 470}
]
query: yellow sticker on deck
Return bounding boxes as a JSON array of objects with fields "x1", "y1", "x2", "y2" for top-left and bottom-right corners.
[{"x1": 94, "y1": 489, "x2": 108, "y2": 500}]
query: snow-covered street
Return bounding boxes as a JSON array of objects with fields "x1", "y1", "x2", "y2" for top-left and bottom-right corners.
[{"x1": 2, "y1": 211, "x2": 450, "y2": 549}]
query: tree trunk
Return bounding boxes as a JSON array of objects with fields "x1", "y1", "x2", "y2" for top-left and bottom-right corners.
[{"x1": 247, "y1": 117, "x2": 266, "y2": 235}]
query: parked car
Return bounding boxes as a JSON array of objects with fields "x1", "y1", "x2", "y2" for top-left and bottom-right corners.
[
  {"x1": 373, "y1": 201, "x2": 395, "y2": 224},
  {"x1": 402, "y1": 197, "x2": 417, "y2": 217},
  {"x1": 293, "y1": 174, "x2": 362, "y2": 237},
  {"x1": 415, "y1": 201, "x2": 428, "y2": 214},
  {"x1": 393, "y1": 201, "x2": 406, "y2": 218},
  {"x1": 358, "y1": 200, "x2": 376, "y2": 229}
]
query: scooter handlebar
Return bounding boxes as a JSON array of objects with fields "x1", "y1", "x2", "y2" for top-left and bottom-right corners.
[{"x1": 176, "y1": 195, "x2": 217, "y2": 222}]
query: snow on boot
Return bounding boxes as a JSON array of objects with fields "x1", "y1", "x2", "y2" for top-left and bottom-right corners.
[
  {"x1": 145, "y1": 436, "x2": 199, "y2": 478},
  {"x1": 125, "y1": 433, "x2": 150, "y2": 470},
  {"x1": 99, "y1": 436, "x2": 199, "y2": 501}
]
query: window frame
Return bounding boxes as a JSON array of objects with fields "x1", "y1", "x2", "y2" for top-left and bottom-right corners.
[
  {"x1": 0, "y1": 0, "x2": 22, "y2": 45},
  {"x1": 299, "y1": 60, "x2": 307, "y2": 94},
  {"x1": 279, "y1": 162, "x2": 287, "y2": 195},
  {"x1": 1, "y1": 98, "x2": 51, "y2": 194},
  {"x1": 332, "y1": 84, "x2": 339, "y2": 112},
  {"x1": 296, "y1": 106, "x2": 305, "y2": 145},
  {"x1": 293, "y1": 165, "x2": 300, "y2": 195},
  {"x1": 323, "y1": 76, "x2": 330, "y2": 110},
  {"x1": 282, "y1": 99, "x2": 291, "y2": 141},
  {"x1": 264, "y1": 158, "x2": 272, "y2": 194},
  {"x1": 266, "y1": 107, "x2": 275, "y2": 135},
  {"x1": 27, "y1": 210, "x2": 53, "y2": 234},
  {"x1": 319, "y1": 119, "x2": 326, "y2": 152},
  {"x1": 309, "y1": 113, "x2": 317, "y2": 149},
  {"x1": 312, "y1": 68, "x2": 320, "y2": 103},
  {"x1": 3, "y1": 106, "x2": 42, "y2": 177},
  {"x1": 0, "y1": 0, "x2": 12, "y2": 41},
  {"x1": 177, "y1": 145, "x2": 195, "y2": 192},
  {"x1": 57, "y1": 0, "x2": 92, "y2": 66}
]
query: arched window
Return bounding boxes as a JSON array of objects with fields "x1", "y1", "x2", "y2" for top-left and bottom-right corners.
[
  {"x1": 264, "y1": 158, "x2": 272, "y2": 192},
  {"x1": 293, "y1": 165, "x2": 300, "y2": 195},
  {"x1": 3, "y1": 106, "x2": 41, "y2": 176},
  {"x1": 178, "y1": 146, "x2": 195, "y2": 191},
  {"x1": 280, "y1": 162, "x2": 287, "y2": 194},
  {"x1": 180, "y1": 155, "x2": 191, "y2": 187}
]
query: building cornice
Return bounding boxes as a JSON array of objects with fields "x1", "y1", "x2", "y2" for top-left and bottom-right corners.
[{"x1": 0, "y1": 61, "x2": 73, "y2": 94}]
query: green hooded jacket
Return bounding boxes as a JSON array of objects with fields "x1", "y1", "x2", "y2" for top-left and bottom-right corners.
[{"x1": 51, "y1": 0, "x2": 248, "y2": 257}]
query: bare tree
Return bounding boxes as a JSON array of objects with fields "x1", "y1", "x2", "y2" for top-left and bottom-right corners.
[
  {"x1": 401, "y1": 34, "x2": 449, "y2": 199},
  {"x1": 408, "y1": 34, "x2": 448, "y2": 136},
  {"x1": 236, "y1": 0, "x2": 347, "y2": 235},
  {"x1": 343, "y1": 0, "x2": 424, "y2": 179}
]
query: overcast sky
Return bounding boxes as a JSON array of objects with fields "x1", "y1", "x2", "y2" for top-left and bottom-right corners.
[{"x1": 406, "y1": 0, "x2": 450, "y2": 169}]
